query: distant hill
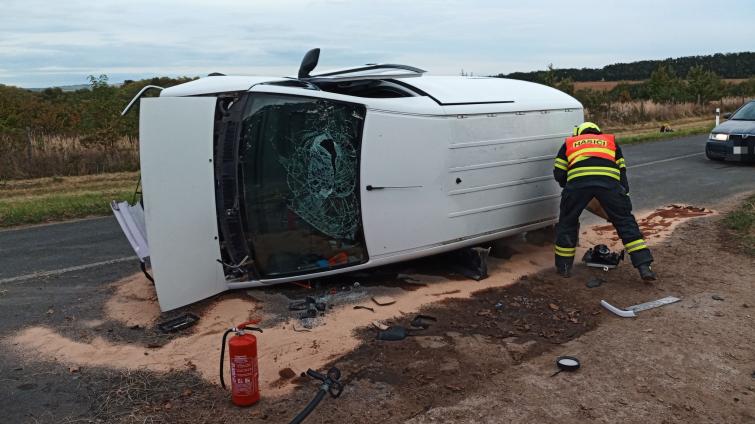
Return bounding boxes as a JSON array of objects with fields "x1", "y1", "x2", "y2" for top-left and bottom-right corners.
[
  {"x1": 27, "y1": 84, "x2": 92, "y2": 92},
  {"x1": 500, "y1": 52, "x2": 755, "y2": 82},
  {"x1": 26, "y1": 82, "x2": 124, "y2": 92}
]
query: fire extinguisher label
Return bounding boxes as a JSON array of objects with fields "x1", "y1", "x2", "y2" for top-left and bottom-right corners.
[{"x1": 230, "y1": 355, "x2": 258, "y2": 396}]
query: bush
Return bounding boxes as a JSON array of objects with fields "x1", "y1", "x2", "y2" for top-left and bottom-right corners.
[{"x1": 0, "y1": 75, "x2": 193, "y2": 179}]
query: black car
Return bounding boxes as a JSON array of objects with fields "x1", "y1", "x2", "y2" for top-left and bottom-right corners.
[{"x1": 706, "y1": 100, "x2": 755, "y2": 162}]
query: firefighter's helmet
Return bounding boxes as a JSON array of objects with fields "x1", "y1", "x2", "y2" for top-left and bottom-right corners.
[{"x1": 573, "y1": 122, "x2": 602, "y2": 136}]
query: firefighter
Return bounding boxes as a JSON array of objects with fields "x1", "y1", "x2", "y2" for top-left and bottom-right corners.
[{"x1": 553, "y1": 122, "x2": 656, "y2": 280}]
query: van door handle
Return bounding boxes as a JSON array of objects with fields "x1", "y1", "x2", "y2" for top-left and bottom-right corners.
[{"x1": 366, "y1": 185, "x2": 423, "y2": 191}]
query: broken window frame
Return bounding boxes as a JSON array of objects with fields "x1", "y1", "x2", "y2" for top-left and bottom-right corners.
[{"x1": 215, "y1": 91, "x2": 370, "y2": 279}]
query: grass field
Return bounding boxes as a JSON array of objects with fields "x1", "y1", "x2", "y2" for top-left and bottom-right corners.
[
  {"x1": 0, "y1": 172, "x2": 137, "y2": 228},
  {"x1": 612, "y1": 117, "x2": 714, "y2": 144},
  {"x1": 723, "y1": 193, "x2": 755, "y2": 256}
]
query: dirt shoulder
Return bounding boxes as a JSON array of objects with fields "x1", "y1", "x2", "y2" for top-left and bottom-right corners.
[
  {"x1": 405, "y1": 216, "x2": 755, "y2": 424},
  {"x1": 319, "y1": 201, "x2": 755, "y2": 424}
]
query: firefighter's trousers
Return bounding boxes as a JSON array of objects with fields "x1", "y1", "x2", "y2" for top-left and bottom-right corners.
[{"x1": 554, "y1": 186, "x2": 653, "y2": 268}]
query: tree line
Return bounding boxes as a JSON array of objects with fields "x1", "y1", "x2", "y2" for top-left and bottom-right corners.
[
  {"x1": 531, "y1": 63, "x2": 755, "y2": 127},
  {"x1": 0, "y1": 76, "x2": 194, "y2": 179},
  {"x1": 558, "y1": 64, "x2": 753, "y2": 107},
  {"x1": 500, "y1": 51, "x2": 755, "y2": 82},
  {"x1": 0, "y1": 75, "x2": 193, "y2": 148}
]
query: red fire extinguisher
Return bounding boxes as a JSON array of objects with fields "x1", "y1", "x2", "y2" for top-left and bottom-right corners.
[{"x1": 219, "y1": 320, "x2": 263, "y2": 406}]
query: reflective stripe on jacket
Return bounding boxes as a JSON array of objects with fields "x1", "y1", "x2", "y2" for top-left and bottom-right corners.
[{"x1": 565, "y1": 134, "x2": 617, "y2": 165}]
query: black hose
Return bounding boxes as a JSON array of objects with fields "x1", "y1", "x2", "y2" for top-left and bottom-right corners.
[
  {"x1": 219, "y1": 328, "x2": 233, "y2": 389},
  {"x1": 288, "y1": 367, "x2": 343, "y2": 423},
  {"x1": 131, "y1": 177, "x2": 142, "y2": 204},
  {"x1": 288, "y1": 389, "x2": 327, "y2": 424},
  {"x1": 139, "y1": 261, "x2": 154, "y2": 283}
]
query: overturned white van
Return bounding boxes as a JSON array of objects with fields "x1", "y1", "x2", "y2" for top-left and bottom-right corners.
[{"x1": 113, "y1": 50, "x2": 584, "y2": 311}]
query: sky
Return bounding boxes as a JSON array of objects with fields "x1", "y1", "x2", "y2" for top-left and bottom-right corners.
[{"x1": 1, "y1": 0, "x2": 753, "y2": 88}]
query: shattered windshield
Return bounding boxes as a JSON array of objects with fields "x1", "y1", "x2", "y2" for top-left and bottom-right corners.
[{"x1": 238, "y1": 93, "x2": 368, "y2": 277}]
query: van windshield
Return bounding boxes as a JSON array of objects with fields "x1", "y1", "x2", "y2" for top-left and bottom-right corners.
[{"x1": 238, "y1": 93, "x2": 368, "y2": 277}]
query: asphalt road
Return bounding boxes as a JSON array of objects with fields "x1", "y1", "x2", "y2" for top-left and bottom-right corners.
[
  {"x1": 620, "y1": 135, "x2": 753, "y2": 212},
  {"x1": 0, "y1": 133, "x2": 753, "y2": 421}
]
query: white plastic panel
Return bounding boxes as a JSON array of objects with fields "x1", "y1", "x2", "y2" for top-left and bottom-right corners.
[
  {"x1": 139, "y1": 97, "x2": 226, "y2": 311},
  {"x1": 111, "y1": 200, "x2": 149, "y2": 261}
]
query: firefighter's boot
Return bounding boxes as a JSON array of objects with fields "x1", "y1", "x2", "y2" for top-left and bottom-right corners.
[
  {"x1": 637, "y1": 264, "x2": 656, "y2": 281},
  {"x1": 556, "y1": 263, "x2": 572, "y2": 278}
]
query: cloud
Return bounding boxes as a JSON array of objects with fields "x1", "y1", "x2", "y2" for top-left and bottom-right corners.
[{"x1": 1, "y1": 0, "x2": 753, "y2": 87}]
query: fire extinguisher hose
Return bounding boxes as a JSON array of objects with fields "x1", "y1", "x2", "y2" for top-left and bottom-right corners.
[
  {"x1": 288, "y1": 368, "x2": 344, "y2": 424},
  {"x1": 219, "y1": 328, "x2": 234, "y2": 389},
  {"x1": 288, "y1": 388, "x2": 327, "y2": 424}
]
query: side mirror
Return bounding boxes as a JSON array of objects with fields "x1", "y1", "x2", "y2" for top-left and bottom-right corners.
[
  {"x1": 298, "y1": 48, "x2": 320, "y2": 79},
  {"x1": 723, "y1": 112, "x2": 732, "y2": 119}
]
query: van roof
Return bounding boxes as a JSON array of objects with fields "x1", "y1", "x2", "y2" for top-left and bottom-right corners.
[
  {"x1": 160, "y1": 74, "x2": 581, "y2": 111},
  {"x1": 161, "y1": 75, "x2": 284, "y2": 97}
]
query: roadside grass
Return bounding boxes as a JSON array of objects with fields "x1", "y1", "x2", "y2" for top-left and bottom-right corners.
[
  {"x1": 0, "y1": 172, "x2": 137, "y2": 228},
  {"x1": 723, "y1": 193, "x2": 755, "y2": 256},
  {"x1": 615, "y1": 124, "x2": 715, "y2": 145}
]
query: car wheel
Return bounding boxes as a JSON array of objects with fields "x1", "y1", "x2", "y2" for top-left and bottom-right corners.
[{"x1": 705, "y1": 145, "x2": 724, "y2": 161}]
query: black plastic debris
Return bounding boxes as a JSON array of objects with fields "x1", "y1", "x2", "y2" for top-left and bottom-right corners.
[
  {"x1": 376, "y1": 326, "x2": 418, "y2": 341},
  {"x1": 157, "y1": 313, "x2": 199, "y2": 333},
  {"x1": 586, "y1": 277, "x2": 606, "y2": 288},
  {"x1": 582, "y1": 244, "x2": 624, "y2": 270},
  {"x1": 289, "y1": 296, "x2": 327, "y2": 319},
  {"x1": 410, "y1": 314, "x2": 437, "y2": 329},
  {"x1": 353, "y1": 305, "x2": 375, "y2": 313}
]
